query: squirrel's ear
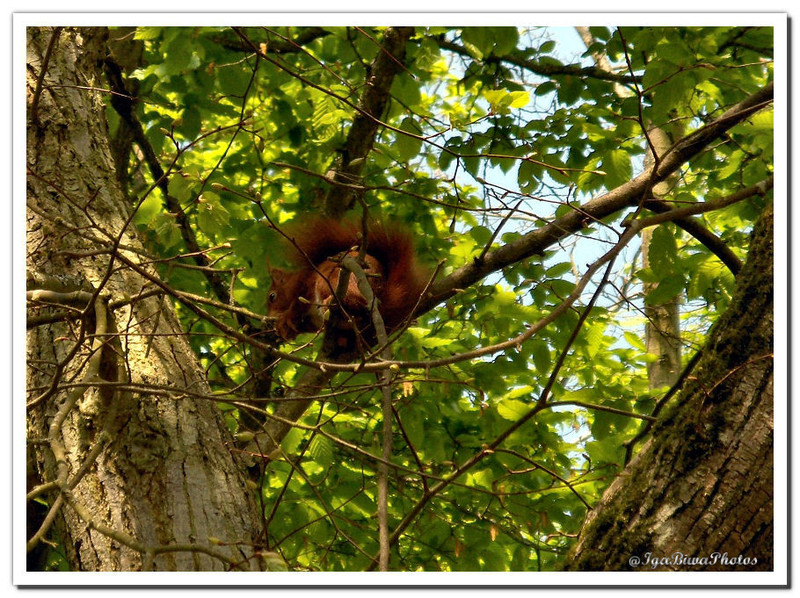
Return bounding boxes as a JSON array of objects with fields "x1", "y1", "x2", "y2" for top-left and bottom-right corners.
[
  {"x1": 266, "y1": 256, "x2": 287, "y2": 280},
  {"x1": 269, "y1": 268, "x2": 288, "y2": 284}
]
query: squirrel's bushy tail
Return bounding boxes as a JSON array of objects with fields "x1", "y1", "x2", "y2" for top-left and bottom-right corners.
[{"x1": 276, "y1": 217, "x2": 428, "y2": 335}]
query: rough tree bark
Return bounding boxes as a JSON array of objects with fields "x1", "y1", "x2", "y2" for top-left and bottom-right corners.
[
  {"x1": 566, "y1": 205, "x2": 773, "y2": 571},
  {"x1": 26, "y1": 27, "x2": 264, "y2": 572}
]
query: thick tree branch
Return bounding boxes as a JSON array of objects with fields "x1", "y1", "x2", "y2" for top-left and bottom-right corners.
[
  {"x1": 420, "y1": 81, "x2": 774, "y2": 314},
  {"x1": 324, "y1": 26, "x2": 415, "y2": 216}
]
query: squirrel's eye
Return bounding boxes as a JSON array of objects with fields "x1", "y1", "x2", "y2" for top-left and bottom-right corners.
[{"x1": 268, "y1": 292, "x2": 276, "y2": 303}]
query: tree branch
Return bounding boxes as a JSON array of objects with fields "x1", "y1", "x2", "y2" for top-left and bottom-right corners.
[
  {"x1": 641, "y1": 177, "x2": 774, "y2": 276},
  {"x1": 324, "y1": 26, "x2": 415, "y2": 217},
  {"x1": 432, "y1": 34, "x2": 639, "y2": 86},
  {"x1": 420, "y1": 81, "x2": 774, "y2": 314}
]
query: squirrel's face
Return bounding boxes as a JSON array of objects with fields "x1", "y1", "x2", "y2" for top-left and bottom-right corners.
[{"x1": 266, "y1": 269, "x2": 292, "y2": 313}]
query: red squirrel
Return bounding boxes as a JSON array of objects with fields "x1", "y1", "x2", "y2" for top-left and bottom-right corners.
[{"x1": 267, "y1": 218, "x2": 428, "y2": 343}]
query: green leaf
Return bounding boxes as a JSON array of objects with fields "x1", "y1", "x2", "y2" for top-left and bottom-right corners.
[
  {"x1": 134, "y1": 26, "x2": 162, "y2": 40},
  {"x1": 601, "y1": 148, "x2": 632, "y2": 189},
  {"x1": 624, "y1": 331, "x2": 646, "y2": 352},
  {"x1": 648, "y1": 226, "x2": 678, "y2": 277},
  {"x1": 518, "y1": 158, "x2": 544, "y2": 191},
  {"x1": 688, "y1": 258, "x2": 725, "y2": 299},
  {"x1": 162, "y1": 34, "x2": 196, "y2": 76},
  {"x1": 635, "y1": 267, "x2": 660, "y2": 283},
  {"x1": 508, "y1": 91, "x2": 530, "y2": 108},
  {"x1": 497, "y1": 396, "x2": 532, "y2": 420},
  {"x1": 281, "y1": 427, "x2": 304, "y2": 455},
  {"x1": 531, "y1": 342, "x2": 551, "y2": 373},
  {"x1": 395, "y1": 117, "x2": 424, "y2": 162},
  {"x1": 308, "y1": 434, "x2": 333, "y2": 470},
  {"x1": 545, "y1": 262, "x2": 572, "y2": 278},
  {"x1": 645, "y1": 273, "x2": 685, "y2": 306},
  {"x1": 195, "y1": 192, "x2": 230, "y2": 236},
  {"x1": 217, "y1": 64, "x2": 251, "y2": 95},
  {"x1": 642, "y1": 58, "x2": 675, "y2": 91},
  {"x1": 179, "y1": 105, "x2": 203, "y2": 140},
  {"x1": 462, "y1": 27, "x2": 518, "y2": 59},
  {"x1": 718, "y1": 149, "x2": 745, "y2": 180},
  {"x1": 492, "y1": 27, "x2": 520, "y2": 55},
  {"x1": 534, "y1": 81, "x2": 557, "y2": 97},
  {"x1": 539, "y1": 40, "x2": 556, "y2": 53},
  {"x1": 585, "y1": 438, "x2": 624, "y2": 464},
  {"x1": 584, "y1": 322, "x2": 605, "y2": 359},
  {"x1": 557, "y1": 75, "x2": 585, "y2": 105},
  {"x1": 168, "y1": 174, "x2": 194, "y2": 203},
  {"x1": 469, "y1": 225, "x2": 493, "y2": 246},
  {"x1": 483, "y1": 89, "x2": 510, "y2": 114},
  {"x1": 467, "y1": 468, "x2": 495, "y2": 490}
]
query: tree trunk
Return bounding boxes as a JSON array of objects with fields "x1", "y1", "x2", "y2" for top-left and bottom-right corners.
[
  {"x1": 566, "y1": 205, "x2": 773, "y2": 571},
  {"x1": 576, "y1": 27, "x2": 682, "y2": 390},
  {"x1": 641, "y1": 126, "x2": 682, "y2": 390},
  {"x1": 26, "y1": 27, "x2": 264, "y2": 572}
]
